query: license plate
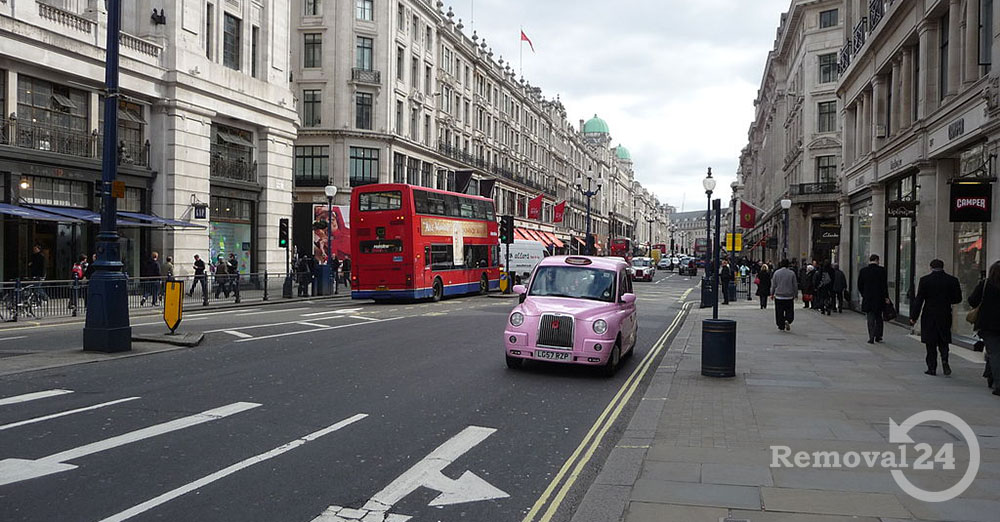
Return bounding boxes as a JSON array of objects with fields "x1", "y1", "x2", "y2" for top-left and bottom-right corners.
[
  {"x1": 536, "y1": 350, "x2": 570, "y2": 360},
  {"x1": 376, "y1": 285, "x2": 388, "y2": 291}
]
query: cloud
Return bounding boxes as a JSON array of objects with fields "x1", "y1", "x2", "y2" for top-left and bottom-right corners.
[{"x1": 446, "y1": 0, "x2": 790, "y2": 209}]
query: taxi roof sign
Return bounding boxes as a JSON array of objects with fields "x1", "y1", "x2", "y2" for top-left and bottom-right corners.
[{"x1": 564, "y1": 257, "x2": 593, "y2": 265}]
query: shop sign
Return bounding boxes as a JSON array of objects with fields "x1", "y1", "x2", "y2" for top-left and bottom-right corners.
[
  {"x1": 886, "y1": 200, "x2": 918, "y2": 219},
  {"x1": 812, "y1": 222, "x2": 841, "y2": 247},
  {"x1": 194, "y1": 206, "x2": 207, "y2": 219},
  {"x1": 848, "y1": 167, "x2": 873, "y2": 195},
  {"x1": 949, "y1": 183, "x2": 993, "y2": 222},
  {"x1": 929, "y1": 100, "x2": 987, "y2": 155}
]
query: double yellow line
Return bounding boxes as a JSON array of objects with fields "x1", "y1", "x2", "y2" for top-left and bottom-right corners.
[{"x1": 522, "y1": 301, "x2": 693, "y2": 522}]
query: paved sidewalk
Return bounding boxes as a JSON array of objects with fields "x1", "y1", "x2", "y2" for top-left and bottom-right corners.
[{"x1": 574, "y1": 300, "x2": 1000, "y2": 522}]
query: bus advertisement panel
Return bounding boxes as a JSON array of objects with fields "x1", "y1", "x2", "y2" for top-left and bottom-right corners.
[{"x1": 350, "y1": 183, "x2": 501, "y2": 301}]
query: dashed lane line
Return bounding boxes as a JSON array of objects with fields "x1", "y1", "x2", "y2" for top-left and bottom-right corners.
[
  {"x1": 0, "y1": 389, "x2": 73, "y2": 406},
  {"x1": 0, "y1": 397, "x2": 141, "y2": 432},
  {"x1": 221, "y1": 330, "x2": 254, "y2": 339}
]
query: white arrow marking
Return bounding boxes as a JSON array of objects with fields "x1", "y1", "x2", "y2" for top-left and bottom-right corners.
[
  {"x1": 98, "y1": 413, "x2": 367, "y2": 522},
  {"x1": 302, "y1": 308, "x2": 363, "y2": 317},
  {"x1": 0, "y1": 397, "x2": 140, "y2": 432},
  {"x1": 0, "y1": 389, "x2": 73, "y2": 406},
  {"x1": 312, "y1": 426, "x2": 508, "y2": 522},
  {"x1": 0, "y1": 402, "x2": 260, "y2": 486}
]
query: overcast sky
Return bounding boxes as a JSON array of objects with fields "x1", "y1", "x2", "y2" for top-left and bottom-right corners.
[{"x1": 446, "y1": 0, "x2": 791, "y2": 212}]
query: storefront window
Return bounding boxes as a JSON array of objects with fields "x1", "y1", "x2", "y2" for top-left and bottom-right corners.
[
  {"x1": 20, "y1": 176, "x2": 89, "y2": 208},
  {"x1": 885, "y1": 176, "x2": 916, "y2": 317},
  {"x1": 954, "y1": 222, "x2": 987, "y2": 339},
  {"x1": 210, "y1": 195, "x2": 254, "y2": 273},
  {"x1": 850, "y1": 199, "x2": 872, "y2": 309}
]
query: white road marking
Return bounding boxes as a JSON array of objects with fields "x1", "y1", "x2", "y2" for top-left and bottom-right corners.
[
  {"x1": 0, "y1": 389, "x2": 73, "y2": 406},
  {"x1": 222, "y1": 330, "x2": 254, "y2": 339},
  {"x1": 349, "y1": 315, "x2": 380, "y2": 322},
  {"x1": 131, "y1": 317, "x2": 208, "y2": 327},
  {"x1": 0, "y1": 335, "x2": 28, "y2": 342},
  {"x1": 0, "y1": 397, "x2": 141, "y2": 432},
  {"x1": 301, "y1": 308, "x2": 363, "y2": 317},
  {"x1": 237, "y1": 307, "x2": 309, "y2": 317},
  {"x1": 313, "y1": 426, "x2": 508, "y2": 522},
  {"x1": 0, "y1": 402, "x2": 260, "y2": 486},
  {"x1": 236, "y1": 317, "x2": 404, "y2": 343},
  {"x1": 186, "y1": 309, "x2": 253, "y2": 318},
  {"x1": 204, "y1": 314, "x2": 361, "y2": 334},
  {"x1": 297, "y1": 321, "x2": 329, "y2": 328},
  {"x1": 98, "y1": 413, "x2": 368, "y2": 522}
]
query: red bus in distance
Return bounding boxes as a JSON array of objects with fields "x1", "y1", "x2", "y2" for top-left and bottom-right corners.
[
  {"x1": 350, "y1": 183, "x2": 501, "y2": 301},
  {"x1": 609, "y1": 238, "x2": 632, "y2": 262}
]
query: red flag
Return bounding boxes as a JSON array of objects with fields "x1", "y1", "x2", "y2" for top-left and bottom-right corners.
[
  {"x1": 520, "y1": 30, "x2": 535, "y2": 53},
  {"x1": 553, "y1": 201, "x2": 566, "y2": 223},
  {"x1": 528, "y1": 195, "x2": 543, "y2": 220},
  {"x1": 739, "y1": 200, "x2": 757, "y2": 229}
]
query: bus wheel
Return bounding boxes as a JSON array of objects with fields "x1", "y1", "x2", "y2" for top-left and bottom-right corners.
[
  {"x1": 479, "y1": 274, "x2": 489, "y2": 295},
  {"x1": 432, "y1": 278, "x2": 443, "y2": 302}
]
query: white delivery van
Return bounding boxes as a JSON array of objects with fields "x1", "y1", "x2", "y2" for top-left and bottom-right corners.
[{"x1": 503, "y1": 239, "x2": 548, "y2": 284}]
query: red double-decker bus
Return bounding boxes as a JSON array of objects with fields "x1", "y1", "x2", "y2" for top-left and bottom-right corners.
[
  {"x1": 350, "y1": 183, "x2": 501, "y2": 301},
  {"x1": 609, "y1": 238, "x2": 632, "y2": 262}
]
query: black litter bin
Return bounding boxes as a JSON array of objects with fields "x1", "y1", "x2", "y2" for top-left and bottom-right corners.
[
  {"x1": 702, "y1": 319, "x2": 736, "y2": 377},
  {"x1": 700, "y1": 277, "x2": 716, "y2": 308}
]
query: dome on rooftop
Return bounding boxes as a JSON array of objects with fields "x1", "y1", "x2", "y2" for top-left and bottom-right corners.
[
  {"x1": 583, "y1": 114, "x2": 610, "y2": 134},
  {"x1": 615, "y1": 144, "x2": 631, "y2": 160}
]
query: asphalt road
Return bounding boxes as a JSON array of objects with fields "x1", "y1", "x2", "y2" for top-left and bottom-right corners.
[{"x1": 0, "y1": 270, "x2": 699, "y2": 522}]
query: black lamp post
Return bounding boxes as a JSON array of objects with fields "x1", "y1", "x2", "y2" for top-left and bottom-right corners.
[
  {"x1": 781, "y1": 198, "x2": 792, "y2": 262},
  {"x1": 84, "y1": 0, "x2": 130, "y2": 352},
  {"x1": 325, "y1": 184, "x2": 338, "y2": 293},
  {"x1": 669, "y1": 224, "x2": 677, "y2": 256},
  {"x1": 575, "y1": 166, "x2": 602, "y2": 255},
  {"x1": 700, "y1": 168, "x2": 716, "y2": 308}
]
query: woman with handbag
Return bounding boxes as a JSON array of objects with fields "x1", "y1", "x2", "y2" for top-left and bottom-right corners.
[
  {"x1": 755, "y1": 264, "x2": 772, "y2": 309},
  {"x1": 969, "y1": 260, "x2": 1000, "y2": 396}
]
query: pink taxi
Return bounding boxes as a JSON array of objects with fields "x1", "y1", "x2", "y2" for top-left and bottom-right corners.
[{"x1": 504, "y1": 256, "x2": 638, "y2": 375}]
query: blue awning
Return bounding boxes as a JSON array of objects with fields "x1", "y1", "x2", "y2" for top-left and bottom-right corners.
[
  {"x1": 0, "y1": 203, "x2": 82, "y2": 222},
  {"x1": 29, "y1": 205, "x2": 156, "y2": 228},
  {"x1": 118, "y1": 211, "x2": 206, "y2": 229}
]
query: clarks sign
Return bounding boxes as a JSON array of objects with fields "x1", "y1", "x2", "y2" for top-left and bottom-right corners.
[{"x1": 949, "y1": 183, "x2": 993, "y2": 222}]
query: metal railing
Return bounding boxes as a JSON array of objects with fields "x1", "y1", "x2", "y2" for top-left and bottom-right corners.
[
  {"x1": 1, "y1": 118, "x2": 97, "y2": 159},
  {"x1": 0, "y1": 272, "x2": 347, "y2": 323},
  {"x1": 852, "y1": 17, "x2": 868, "y2": 54},
  {"x1": 869, "y1": 0, "x2": 885, "y2": 29},
  {"x1": 38, "y1": 1, "x2": 95, "y2": 34},
  {"x1": 351, "y1": 68, "x2": 382, "y2": 85},
  {"x1": 120, "y1": 32, "x2": 162, "y2": 58},
  {"x1": 436, "y1": 141, "x2": 556, "y2": 197},
  {"x1": 210, "y1": 143, "x2": 258, "y2": 184}
]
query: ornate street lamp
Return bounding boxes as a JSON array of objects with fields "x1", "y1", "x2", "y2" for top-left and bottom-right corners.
[
  {"x1": 780, "y1": 198, "x2": 792, "y2": 262},
  {"x1": 325, "y1": 184, "x2": 338, "y2": 293},
  {"x1": 575, "y1": 166, "x2": 602, "y2": 255}
]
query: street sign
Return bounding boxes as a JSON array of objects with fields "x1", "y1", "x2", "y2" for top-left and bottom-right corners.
[
  {"x1": 163, "y1": 280, "x2": 184, "y2": 333},
  {"x1": 111, "y1": 180, "x2": 126, "y2": 199},
  {"x1": 313, "y1": 426, "x2": 509, "y2": 521},
  {"x1": 725, "y1": 233, "x2": 743, "y2": 252}
]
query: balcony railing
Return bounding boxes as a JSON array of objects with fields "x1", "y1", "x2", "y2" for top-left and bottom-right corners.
[
  {"x1": 852, "y1": 17, "x2": 868, "y2": 54},
  {"x1": 869, "y1": 0, "x2": 885, "y2": 29},
  {"x1": 211, "y1": 143, "x2": 258, "y2": 184},
  {"x1": 789, "y1": 182, "x2": 839, "y2": 196},
  {"x1": 436, "y1": 141, "x2": 556, "y2": 197},
  {"x1": 351, "y1": 68, "x2": 381, "y2": 85},
  {"x1": 2, "y1": 117, "x2": 97, "y2": 158},
  {"x1": 838, "y1": 41, "x2": 853, "y2": 75},
  {"x1": 120, "y1": 32, "x2": 162, "y2": 58},
  {"x1": 38, "y1": 1, "x2": 95, "y2": 34},
  {"x1": 97, "y1": 135, "x2": 151, "y2": 167}
]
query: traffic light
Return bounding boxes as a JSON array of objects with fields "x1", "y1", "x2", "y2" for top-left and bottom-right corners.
[
  {"x1": 278, "y1": 218, "x2": 289, "y2": 249},
  {"x1": 499, "y1": 215, "x2": 514, "y2": 244}
]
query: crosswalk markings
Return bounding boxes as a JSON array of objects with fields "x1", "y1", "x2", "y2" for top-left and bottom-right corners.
[
  {"x1": 0, "y1": 402, "x2": 261, "y2": 486},
  {"x1": 0, "y1": 397, "x2": 141, "y2": 432},
  {"x1": 222, "y1": 330, "x2": 254, "y2": 339},
  {"x1": 98, "y1": 413, "x2": 368, "y2": 522},
  {"x1": 0, "y1": 389, "x2": 73, "y2": 406}
]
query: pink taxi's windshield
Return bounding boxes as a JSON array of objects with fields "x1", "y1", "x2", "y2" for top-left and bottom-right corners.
[{"x1": 528, "y1": 266, "x2": 617, "y2": 303}]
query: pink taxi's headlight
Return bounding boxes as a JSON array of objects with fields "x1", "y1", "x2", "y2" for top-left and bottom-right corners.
[{"x1": 510, "y1": 312, "x2": 524, "y2": 327}]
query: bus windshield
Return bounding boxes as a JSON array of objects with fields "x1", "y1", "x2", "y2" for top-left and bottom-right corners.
[{"x1": 529, "y1": 266, "x2": 616, "y2": 303}]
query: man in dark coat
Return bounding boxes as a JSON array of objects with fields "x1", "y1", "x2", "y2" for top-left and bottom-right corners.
[
  {"x1": 910, "y1": 259, "x2": 963, "y2": 376},
  {"x1": 858, "y1": 254, "x2": 889, "y2": 343},
  {"x1": 719, "y1": 259, "x2": 733, "y2": 304},
  {"x1": 832, "y1": 263, "x2": 848, "y2": 313},
  {"x1": 140, "y1": 251, "x2": 161, "y2": 306}
]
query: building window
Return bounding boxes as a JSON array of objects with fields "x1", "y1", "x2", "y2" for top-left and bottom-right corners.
[
  {"x1": 303, "y1": 34, "x2": 322, "y2": 68},
  {"x1": 421, "y1": 161, "x2": 432, "y2": 187},
  {"x1": 397, "y1": 3, "x2": 405, "y2": 31},
  {"x1": 411, "y1": 55, "x2": 419, "y2": 89},
  {"x1": 426, "y1": 26, "x2": 432, "y2": 49},
  {"x1": 349, "y1": 147, "x2": 380, "y2": 187},
  {"x1": 425, "y1": 65, "x2": 432, "y2": 94},
  {"x1": 356, "y1": 0, "x2": 373, "y2": 21},
  {"x1": 305, "y1": 0, "x2": 320, "y2": 16},
  {"x1": 817, "y1": 155, "x2": 836, "y2": 182},
  {"x1": 407, "y1": 157, "x2": 420, "y2": 184},
  {"x1": 302, "y1": 89, "x2": 321, "y2": 126},
  {"x1": 206, "y1": 3, "x2": 214, "y2": 59},
  {"x1": 412, "y1": 15, "x2": 419, "y2": 42},
  {"x1": 356, "y1": 92, "x2": 373, "y2": 130},
  {"x1": 818, "y1": 53, "x2": 836, "y2": 83},
  {"x1": 819, "y1": 9, "x2": 838, "y2": 28},
  {"x1": 294, "y1": 145, "x2": 329, "y2": 187},
  {"x1": 395, "y1": 100, "x2": 404, "y2": 134},
  {"x1": 940, "y1": 13, "x2": 949, "y2": 99},
  {"x1": 981, "y1": 0, "x2": 994, "y2": 71},
  {"x1": 410, "y1": 107, "x2": 420, "y2": 141},
  {"x1": 356, "y1": 36, "x2": 373, "y2": 70},
  {"x1": 818, "y1": 101, "x2": 837, "y2": 132},
  {"x1": 394, "y1": 152, "x2": 406, "y2": 183},
  {"x1": 424, "y1": 114, "x2": 431, "y2": 146},
  {"x1": 251, "y1": 26, "x2": 259, "y2": 78},
  {"x1": 99, "y1": 96, "x2": 148, "y2": 164},
  {"x1": 396, "y1": 47, "x2": 405, "y2": 80},
  {"x1": 223, "y1": 13, "x2": 241, "y2": 70}
]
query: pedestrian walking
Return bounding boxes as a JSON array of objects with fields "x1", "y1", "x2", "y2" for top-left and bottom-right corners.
[
  {"x1": 188, "y1": 254, "x2": 208, "y2": 298},
  {"x1": 832, "y1": 263, "x2": 848, "y2": 313},
  {"x1": 165, "y1": 256, "x2": 175, "y2": 280},
  {"x1": 227, "y1": 253, "x2": 240, "y2": 301},
  {"x1": 771, "y1": 259, "x2": 798, "y2": 331},
  {"x1": 720, "y1": 259, "x2": 733, "y2": 304},
  {"x1": 969, "y1": 260, "x2": 1000, "y2": 395},
  {"x1": 140, "y1": 251, "x2": 161, "y2": 306},
  {"x1": 815, "y1": 261, "x2": 834, "y2": 315},
  {"x1": 84, "y1": 253, "x2": 97, "y2": 279},
  {"x1": 755, "y1": 263, "x2": 772, "y2": 309},
  {"x1": 331, "y1": 256, "x2": 341, "y2": 294},
  {"x1": 858, "y1": 254, "x2": 890, "y2": 344},
  {"x1": 69, "y1": 255, "x2": 86, "y2": 310},
  {"x1": 909, "y1": 259, "x2": 963, "y2": 376},
  {"x1": 213, "y1": 255, "x2": 230, "y2": 298},
  {"x1": 800, "y1": 263, "x2": 815, "y2": 309},
  {"x1": 342, "y1": 255, "x2": 352, "y2": 290},
  {"x1": 296, "y1": 255, "x2": 313, "y2": 297}
]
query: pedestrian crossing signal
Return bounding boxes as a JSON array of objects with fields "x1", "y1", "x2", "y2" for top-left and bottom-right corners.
[{"x1": 279, "y1": 218, "x2": 289, "y2": 248}]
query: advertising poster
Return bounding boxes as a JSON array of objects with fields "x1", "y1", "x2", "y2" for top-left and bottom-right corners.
[{"x1": 312, "y1": 204, "x2": 351, "y2": 264}]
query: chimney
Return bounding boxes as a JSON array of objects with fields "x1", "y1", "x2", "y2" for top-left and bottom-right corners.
[{"x1": 579, "y1": 119, "x2": 585, "y2": 133}]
